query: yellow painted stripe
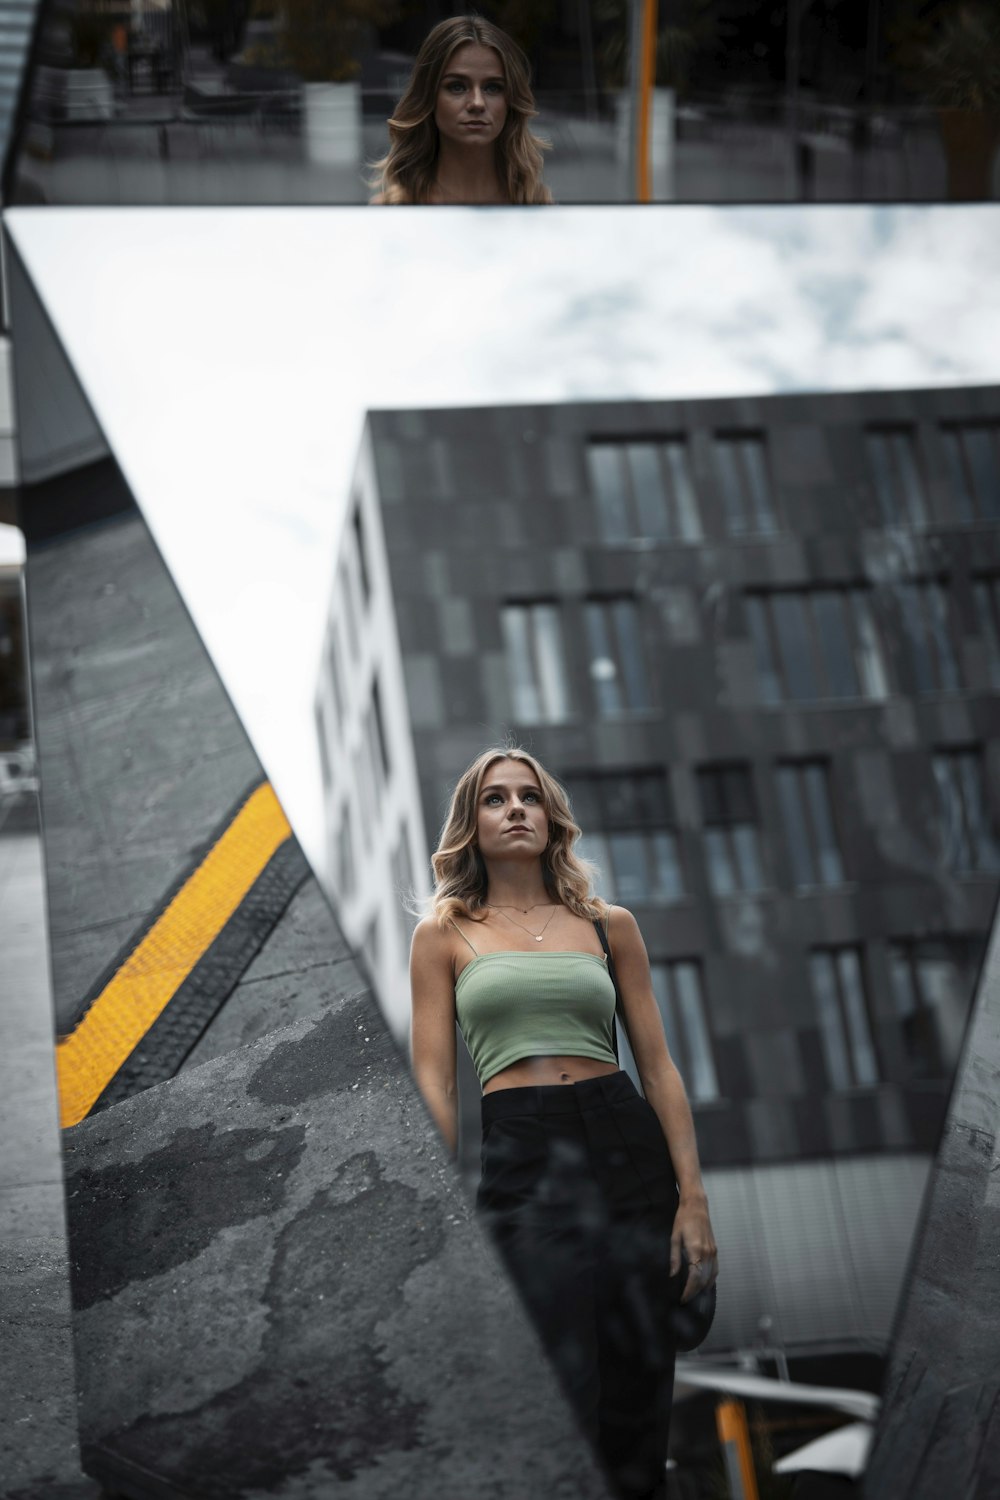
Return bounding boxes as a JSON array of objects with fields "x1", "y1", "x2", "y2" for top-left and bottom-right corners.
[{"x1": 57, "y1": 783, "x2": 291, "y2": 1128}]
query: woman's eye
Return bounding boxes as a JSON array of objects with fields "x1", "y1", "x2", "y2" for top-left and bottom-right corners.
[
  {"x1": 446, "y1": 81, "x2": 465, "y2": 93},
  {"x1": 485, "y1": 82, "x2": 505, "y2": 94}
]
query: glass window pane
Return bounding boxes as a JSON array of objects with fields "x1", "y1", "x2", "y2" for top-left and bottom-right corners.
[
  {"x1": 925, "y1": 584, "x2": 960, "y2": 692},
  {"x1": 664, "y1": 441, "x2": 702, "y2": 541},
  {"x1": 776, "y1": 767, "x2": 816, "y2": 887},
  {"x1": 501, "y1": 606, "x2": 541, "y2": 721},
  {"x1": 772, "y1": 593, "x2": 821, "y2": 699},
  {"x1": 836, "y1": 949, "x2": 879, "y2": 1086},
  {"x1": 916, "y1": 951, "x2": 967, "y2": 1070},
  {"x1": 587, "y1": 446, "x2": 630, "y2": 541},
  {"x1": 932, "y1": 754, "x2": 972, "y2": 870},
  {"x1": 892, "y1": 432, "x2": 927, "y2": 527},
  {"x1": 714, "y1": 439, "x2": 747, "y2": 534},
  {"x1": 850, "y1": 591, "x2": 888, "y2": 700},
  {"x1": 627, "y1": 444, "x2": 670, "y2": 538},
  {"x1": 650, "y1": 965, "x2": 682, "y2": 1061},
  {"x1": 746, "y1": 595, "x2": 782, "y2": 704},
  {"x1": 813, "y1": 591, "x2": 860, "y2": 699},
  {"x1": 888, "y1": 947, "x2": 917, "y2": 1019},
  {"x1": 705, "y1": 828, "x2": 735, "y2": 896},
  {"x1": 964, "y1": 427, "x2": 1000, "y2": 520},
  {"x1": 809, "y1": 952, "x2": 851, "y2": 1090},
  {"x1": 803, "y1": 763, "x2": 843, "y2": 884},
  {"x1": 972, "y1": 580, "x2": 1000, "y2": 689},
  {"x1": 585, "y1": 603, "x2": 622, "y2": 717},
  {"x1": 867, "y1": 432, "x2": 899, "y2": 524},
  {"x1": 741, "y1": 439, "x2": 776, "y2": 533},
  {"x1": 650, "y1": 831, "x2": 685, "y2": 901},
  {"x1": 609, "y1": 833, "x2": 647, "y2": 904},
  {"x1": 723, "y1": 766, "x2": 756, "y2": 823},
  {"x1": 940, "y1": 429, "x2": 974, "y2": 522},
  {"x1": 732, "y1": 825, "x2": 765, "y2": 891},
  {"x1": 577, "y1": 832, "x2": 613, "y2": 901},
  {"x1": 612, "y1": 599, "x2": 650, "y2": 711},
  {"x1": 675, "y1": 963, "x2": 720, "y2": 1101},
  {"x1": 956, "y1": 752, "x2": 1000, "y2": 871},
  {"x1": 897, "y1": 585, "x2": 935, "y2": 694},
  {"x1": 533, "y1": 604, "x2": 572, "y2": 723}
]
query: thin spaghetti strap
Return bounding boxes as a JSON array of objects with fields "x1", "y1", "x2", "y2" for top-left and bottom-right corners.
[{"x1": 450, "y1": 918, "x2": 480, "y2": 957}]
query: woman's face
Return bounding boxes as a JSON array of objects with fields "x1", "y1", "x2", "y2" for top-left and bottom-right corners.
[
  {"x1": 475, "y1": 758, "x2": 547, "y2": 864},
  {"x1": 434, "y1": 42, "x2": 508, "y2": 151}
]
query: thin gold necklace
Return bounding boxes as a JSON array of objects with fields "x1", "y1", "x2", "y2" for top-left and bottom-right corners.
[{"x1": 489, "y1": 905, "x2": 559, "y2": 943}]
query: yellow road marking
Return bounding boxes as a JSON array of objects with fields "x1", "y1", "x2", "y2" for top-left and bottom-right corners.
[{"x1": 57, "y1": 783, "x2": 291, "y2": 1128}]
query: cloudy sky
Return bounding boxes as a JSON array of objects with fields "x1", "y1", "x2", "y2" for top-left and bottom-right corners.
[{"x1": 8, "y1": 203, "x2": 1000, "y2": 873}]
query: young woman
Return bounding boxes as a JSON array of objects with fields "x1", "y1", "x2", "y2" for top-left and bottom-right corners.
[
  {"x1": 369, "y1": 15, "x2": 552, "y2": 204},
  {"x1": 410, "y1": 746, "x2": 718, "y2": 1500}
]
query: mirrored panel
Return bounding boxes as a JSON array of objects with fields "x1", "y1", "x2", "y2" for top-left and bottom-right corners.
[
  {"x1": 8, "y1": 201, "x2": 1000, "y2": 1497},
  {"x1": 8, "y1": 230, "x2": 607, "y2": 1499},
  {"x1": 9, "y1": 1, "x2": 1000, "y2": 205}
]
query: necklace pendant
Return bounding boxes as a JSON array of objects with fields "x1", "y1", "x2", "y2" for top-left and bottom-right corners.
[{"x1": 535, "y1": 934, "x2": 543, "y2": 941}]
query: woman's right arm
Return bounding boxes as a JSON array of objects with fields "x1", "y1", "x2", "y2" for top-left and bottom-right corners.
[{"x1": 409, "y1": 915, "x2": 459, "y2": 1155}]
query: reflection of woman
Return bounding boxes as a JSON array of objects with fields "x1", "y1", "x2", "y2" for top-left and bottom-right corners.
[
  {"x1": 369, "y1": 15, "x2": 552, "y2": 204},
  {"x1": 410, "y1": 747, "x2": 718, "y2": 1500}
]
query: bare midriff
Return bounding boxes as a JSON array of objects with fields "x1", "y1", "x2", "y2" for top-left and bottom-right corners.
[{"x1": 482, "y1": 1055, "x2": 622, "y2": 1095}]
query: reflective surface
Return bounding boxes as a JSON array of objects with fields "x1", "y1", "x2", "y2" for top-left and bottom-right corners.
[
  {"x1": 8, "y1": 201, "x2": 1000, "y2": 1495},
  {"x1": 9, "y1": 0, "x2": 1000, "y2": 205}
]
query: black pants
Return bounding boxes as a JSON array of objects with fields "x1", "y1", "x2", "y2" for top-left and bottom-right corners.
[{"x1": 477, "y1": 1071, "x2": 679, "y2": 1500}]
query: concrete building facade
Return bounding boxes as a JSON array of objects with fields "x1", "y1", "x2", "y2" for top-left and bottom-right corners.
[{"x1": 318, "y1": 382, "x2": 1000, "y2": 1362}]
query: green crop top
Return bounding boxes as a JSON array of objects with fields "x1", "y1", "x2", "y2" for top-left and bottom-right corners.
[{"x1": 453, "y1": 941, "x2": 619, "y2": 1087}]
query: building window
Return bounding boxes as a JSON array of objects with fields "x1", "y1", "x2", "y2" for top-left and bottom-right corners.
[
  {"x1": 339, "y1": 553, "x2": 360, "y2": 663},
  {"x1": 368, "y1": 677, "x2": 391, "y2": 792},
  {"x1": 315, "y1": 701, "x2": 332, "y2": 791},
  {"x1": 353, "y1": 502, "x2": 371, "y2": 605},
  {"x1": 326, "y1": 621, "x2": 345, "y2": 728},
  {"x1": 563, "y1": 770, "x2": 684, "y2": 905},
  {"x1": 713, "y1": 432, "x2": 776, "y2": 535},
  {"x1": 697, "y1": 764, "x2": 765, "y2": 896},
  {"x1": 931, "y1": 747, "x2": 1000, "y2": 873},
  {"x1": 501, "y1": 602, "x2": 572, "y2": 724},
  {"x1": 941, "y1": 422, "x2": 1000, "y2": 522},
  {"x1": 586, "y1": 438, "x2": 701, "y2": 543},
  {"x1": 745, "y1": 587, "x2": 888, "y2": 704},
  {"x1": 336, "y1": 805, "x2": 356, "y2": 898},
  {"x1": 584, "y1": 598, "x2": 651, "y2": 716},
  {"x1": 651, "y1": 961, "x2": 719, "y2": 1102},
  {"x1": 895, "y1": 580, "x2": 960, "y2": 694},
  {"x1": 888, "y1": 937, "x2": 983, "y2": 1078},
  {"x1": 775, "y1": 760, "x2": 844, "y2": 888},
  {"x1": 972, "y1": 575, "x2": 1000, "y2": 690},
  {"x1": 808, "y1": 948, "x2": 879, "y2": 1089},
  {"x1": 866, "y1": 427, "x2": 927, "y2": 526}
]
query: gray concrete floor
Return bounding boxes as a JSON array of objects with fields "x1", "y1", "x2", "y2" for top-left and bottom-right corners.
[{"x1": 0, "y1": 806, "x2": 99, "y2": 1498}]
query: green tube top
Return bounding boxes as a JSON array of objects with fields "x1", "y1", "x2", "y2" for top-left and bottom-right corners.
[{"x1": 454, "y1": 950, "x2": 619, "y2": 1086}]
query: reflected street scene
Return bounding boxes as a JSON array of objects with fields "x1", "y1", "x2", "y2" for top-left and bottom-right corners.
[{"x1": 8, "y1": 0, "x2": 1000, "y2": 205}]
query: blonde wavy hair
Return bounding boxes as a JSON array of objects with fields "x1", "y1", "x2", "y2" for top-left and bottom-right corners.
[
  {"x1": 369, "y1": 15, "x2": 553, "y2": 205},
  {"x1": 431, "y1": 746, "x2": 603, "y2": 928}
]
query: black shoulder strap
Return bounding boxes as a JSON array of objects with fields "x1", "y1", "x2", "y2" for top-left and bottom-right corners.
[{"x1": 593, "y1": 915, "x2": 624, "y2": 1063}]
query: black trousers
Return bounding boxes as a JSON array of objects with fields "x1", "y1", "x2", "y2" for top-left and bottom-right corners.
[{"x1": 477, "y1": 1071, "x2": 679, "y2": 1500}]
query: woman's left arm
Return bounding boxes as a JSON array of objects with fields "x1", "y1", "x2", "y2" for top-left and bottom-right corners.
[{"x1": 610, "y1": 905, "x2": 718, "y2": 1302}]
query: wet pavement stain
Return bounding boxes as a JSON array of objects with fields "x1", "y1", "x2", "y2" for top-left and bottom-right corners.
[
  {"x1": 99, "y1": 1151, "x2": 447, "y2": 1496},
  {"x1": 246, "y1": 1001, "x2": 393, "y2": 1107},
  {"x1": 66, "y1": 1122, "x2": 306, "y2": 1310}
]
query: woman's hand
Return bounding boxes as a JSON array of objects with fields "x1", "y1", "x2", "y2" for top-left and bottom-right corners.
[{"x1": 671, "y1": 1192, "x2": 718, "y2": 1303}]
